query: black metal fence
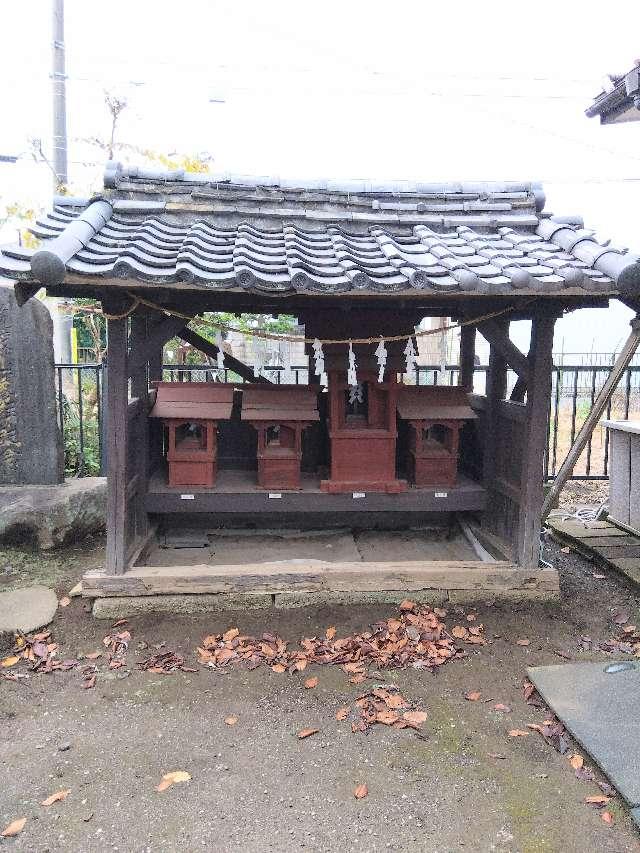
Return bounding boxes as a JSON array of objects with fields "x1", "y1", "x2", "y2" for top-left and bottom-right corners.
[{"x1": 54, "y1": 361, "x2": 640, "y2": 481}]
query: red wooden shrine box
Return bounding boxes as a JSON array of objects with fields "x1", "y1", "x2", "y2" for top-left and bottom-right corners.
[
  {"x1": 397, "y1": 386, "x2": 476, "y2": 487},
  {"x1": 321, "y1": 370, "x2": 406, "y2": 493},
  {"x1": 240, "y1": 386, "x2": 319, "y2": 490},
  {"x1": 149, "y1": 383, "x2": 235, "y2": 487}
]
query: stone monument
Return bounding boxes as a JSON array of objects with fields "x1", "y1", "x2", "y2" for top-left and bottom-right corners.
[{"x1": 0, "y1": 285, "x2": 63, "y2": 484}]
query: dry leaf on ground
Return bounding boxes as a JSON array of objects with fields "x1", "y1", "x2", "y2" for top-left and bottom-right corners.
[
  {"x1": 601, "y1": 811, "x2": 614, "y2": 825},
  {"x1": 464, "y1": 691, "x2": 482, "y2": 701},
  {"x1": 224, "y1": 715, "x2": 238, "y2": 726},
  {"x1": 41, "y1": 789, "x2": 71, "y2": 807},
  {"x1": 304, "y1": 676, "x2": 318, "y2": 689},
  {"x1": 569, "y1": 754, "x2": 584, "y2": 770},
  {"x1": 402, "y1": 710, "x2": 428, "y2": 727},
  {"x1": 494, "y1": 703, "x2": 511, "y2": 712},
  {"x1": 222, "y1": 628, "x2": 239, "y2": 642},
  {"x1": 1, "y1": 818, "x2": 26, "y2": 838},
  {"x1": 325, "y1": 626, "x2": 336, "y2": 640},
  {"x1": 353, "y1": 783, "x2": 368, "y2": 799},
  {"x1": 297, "y1": 728, "x2": 319, "y2": 739},
  {"x1": 58, "y1": 596, "x2": 71, "y2": 607},
  {"x1": 336, "y1": 706, "x2": 350, "y2": 721},
  {"x1": 1, "y1": 656, "x2": 20, "y2": 668},
  {"x1": 508, "y1": 729, "x2": 529, "y2": 737},
  {"x1": 156, "y1": 770, "x2": 191, "y2": 792},
  {"x1": 399, "y1": 599, "x2": 416, "y2": 611},
  {"x1": 271, "y1": 663, "x2": 286, "y2": 673},
  {"x1": 451, "y1": 626, "x2": 468, "y2": 639},
  {"x1": 85, "y1": 651, "x2": 101, "y2": 660},
  {"x1": 585, "y1": 795, "x2": 610, "y2": 806},
  {"x1": 516, "y1": 638, "x2": 530, "y2": 646}
]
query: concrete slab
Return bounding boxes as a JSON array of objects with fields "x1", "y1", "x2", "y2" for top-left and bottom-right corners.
[
  {"x1": 528, "y1": 660, "x2": 640, "y2": 807},
  {"x1": 0, "y1": 585, "x2": 58, "y2": 632},
  {"x1": 354, "y1": 529, "x2": 475, "y2": 561},
  {"x1": 273, "y1": 590, "x2": 448, "y2": 608}
]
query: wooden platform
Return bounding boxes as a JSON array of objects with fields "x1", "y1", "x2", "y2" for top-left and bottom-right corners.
[
  {"x1": 82, "y1": 558, "x2": 559, "y2": 599},
  {"x1": 145, "y1": 469, "x2": 487, "y2": 515},
  {"x1": 547, "y1": 516, "x2": 640, "y2": 585}
]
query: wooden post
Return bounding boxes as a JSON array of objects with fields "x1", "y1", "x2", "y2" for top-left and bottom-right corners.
[
  {"x1": 516, "y1": 313, "x2": 556, "y2": 568},
  {"x1": 483, "y1": 321, "x2": 507, "y2": 489},
  {"x1": 459, "y1": 325, "x2": 476, "y2": 392},
  {"x1": 129, "y1": 312, "x2": 150, "y2": 543},
  {"x1": 105, "y1": 314, "x2": 129, "y2": 574}
]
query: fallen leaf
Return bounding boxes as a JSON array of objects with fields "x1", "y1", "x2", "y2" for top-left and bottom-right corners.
[
  {"x1": 560, "y1": 546, "x2": 570, "y2": 554},
  {"x1": 1, "y1": 818, "x2": 26, "y2": 838},
  {"x1": 494, "y1": 703, "x2": 511, "y2": 712},
  {"x1": 570, "y1": 754, "x2": 584, "y2": 770},
  {"x1": 465, "y1": 691, "x2": 482, "y2": 702},
  {"x1": 325, "y1": 626, "x2": 336, "y2": 640},
  {"x1": 0, "y1": 656, "x2": 20, "y2": 668},
  {"x1": 41, "y1": 789, "x2": 71, "y2": 807},
  {"x1": 155, "y1": 770, "x2": 191, "y2": 792},
  {"x1": 353, "y1": 783, "x2": 368, "y2": 799},
  {"x1": 601, "y1": 811, "x2": 614, "y2": 825},
  {"x1": 349, "y1": 674, "x2": 366, "y2": 685},
  {"x1": 59, "y1": 596, "x2": 71, "y2": 607},
  {"x1": 297, "y1": 728, "x2": 319, "y2": 739},
  {"x1": 585, "y1": 795, "x2": 610, "y2": 805},
  {"x1": 399, "y1": 599, "x2": 416, "y2": 611},
  {"x1": 271, "y1": 663, "x2": 286, "y2": 674},
  {"x1": 508, "y1": 729, "x2": 529, "y2": 737},
  {"x1": 112, "y1": 619, "x2": 128, "y2": 628},
  {"x1": 304, "y1": 676, "x2": 318, "y2": 689},
  {"x1": 85, "y1": 651, "x2": 101, "y2": 660},
  {"x1": 222, "y1": 628, "x2": 239, "y2": 643},
  {"x1": 451, "y1": 626, "x2": 468, "y2": 639},
  {"x1": 295, "y1": 659, "x2": 308, "y2": 672},
  {"x1": 402, "y1": 710, "x2": 428, "y2": 727},
  {"x1": 336, "y1": 706, "x2": 350, "y2": 721},
  {"x1": 516, "y1": 638, "x2": 530, "y2": 647},
  {"x1": 622, "y1": 625, "x2": 637, "y2": 634},
  {"x1": 376, "y1": 710, "x2": 400, "y2": 725},
  {"x1": 592, "y1": 573, "x2": 606, "y2": 579},
  {"x1": 466, "y1": 613, "x2": 477, "y2": 622},
  {"x1": 224, "y1": 715, "x2": 238, "y2": 726}
]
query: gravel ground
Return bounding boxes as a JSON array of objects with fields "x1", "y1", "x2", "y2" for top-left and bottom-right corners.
[{"x1": 1, "y1": 535, "x2": 640, "y2": 852}]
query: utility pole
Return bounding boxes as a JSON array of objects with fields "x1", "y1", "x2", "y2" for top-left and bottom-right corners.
[
  {"x1": 50, "y1": 0, "x2": 72, "y2": 363},
  {"x1": 51, "y1": 0, "x2": 68, "y2": 190}
]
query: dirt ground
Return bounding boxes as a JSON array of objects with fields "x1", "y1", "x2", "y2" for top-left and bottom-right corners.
[{"x1": 1, "y1": 535, "x2": 640, "y2": 852}]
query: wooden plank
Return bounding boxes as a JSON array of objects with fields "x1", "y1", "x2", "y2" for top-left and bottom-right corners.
[
  {"x1": 478, "y1": 318, "x2": 530, "y2": 381},
  {"x1": 481, "y1": 320, "x2": 508, "y2": 540},
  {"x1": 178, "y1": 327, "x2": 271, "y2": 384},
  {"x1": 459, "y1": 324, "x2": 476, "y2": 393},
  {"x1": 82, "y1": 559, "x2": 559, "y2": 597},
  {"x1": 127, "y1": 314, "x2": 188, "y2": 376},
  {"x1": 547, "y1": 518, "x2": 628, "y2": 539},
  {"x1": 515, "y1": 314, "x2": 555, "y2": 569},
  {"x1": 105, "y1": 315, "x2": 129, "y2": 574}
]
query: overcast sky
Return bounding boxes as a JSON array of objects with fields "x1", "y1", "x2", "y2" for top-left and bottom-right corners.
[{"x1": 2, "y1": 0, "x2": 640, "y2": 355}]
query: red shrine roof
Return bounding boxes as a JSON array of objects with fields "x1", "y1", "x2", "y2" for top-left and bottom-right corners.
[
  {"x1": 149, "y1": 382, "x2": 235, "y2": 420},
  {"x1": 240, "y1": 386, "x2": 320, "y2": 422},
  {"x1": 2, "y1": 161, "x2": 640, "y2": 301},
  {"x1": 397, "y1": 386, "x2": 477, "y2": 421}
]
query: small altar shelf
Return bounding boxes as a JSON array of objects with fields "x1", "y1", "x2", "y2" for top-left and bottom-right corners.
[
  {"x1": 397, "y1": 386, "x2": 477, "y2": 487},
  {"x1": 149, "y1": 383, "x2": 235, "y2": 487},
  {"x1": 240, "y1": 386, "x2": 319, "y2": 490}
]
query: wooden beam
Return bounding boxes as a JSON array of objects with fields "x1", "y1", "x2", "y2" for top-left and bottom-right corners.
[
  {"x1": 127, "y1": 314, "x2": 188, "y2": 376},
  {"x1": 482, "y1": 320, "x2": 508, "y2": 491},
  {"x1": 129, "y1": 313, "x2": 148, "y2": 399},
  {"x1": 541, "y1": 316, "x2": 640, "y2": 520},
  {"x1": 459, "y1": 324, "x2": 476, "y2": 392},
  {"x1": 178, "y1": 327, "x2": 272, "y2": 384},
  {"x1": 516, "y1": 313, "x2": 556, "y2": 568},
  {"x1": 81, "y1": 559, "x2": 560, "y2": 598},
  {"x1": 105, "y1": 315, "x2": 129, "y2": 574},
  {"x1": 478, "y1": 319, "x2": 530, "y2": 381}
]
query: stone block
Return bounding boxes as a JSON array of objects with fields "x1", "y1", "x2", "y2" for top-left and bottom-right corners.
[
  {"x1": 0, "y1": 585, "x2": 58, "y2": 632},
  {"x1": 92, "y1": 592, "x2": 273, "y2": 619},
  {"x1": 0, "y1": 286, "x2": 63, "y2": 484},
  {"x1": 273, "y1": 590, "x2": 448, "y2": 608}
]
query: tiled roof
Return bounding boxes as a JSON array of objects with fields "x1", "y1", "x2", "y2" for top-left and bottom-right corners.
[
  {"x1": 586, "y1": 65, "x2": 640, "y2": 125},
  {"x1": 2, "y1": 161, "x2": 640, "y2": 300}
]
